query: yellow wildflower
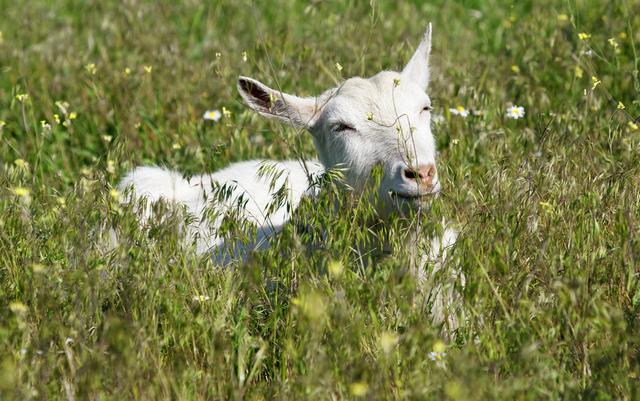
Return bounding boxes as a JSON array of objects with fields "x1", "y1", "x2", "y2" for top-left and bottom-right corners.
[
  {"x1": 557, "y1": 14, "x2": 568, "y2": 21},
  {"x1": 143, "y1": 65, "x2": 153, "y2": 74},
  {"x1": 109, "y1": 188, "x2": 121, "y2": 201},
  {"x1": 31, "y1": 263, "x2": 46, "y2": 273},
  {"x1": 85, "y1": 63, "x2": 97, "y2": 75},
  {"x1": 15, "y1": 93, "x2": 29, "y2": 102},
  {"x1": 433, "y1": 340, "x2": 446, "y2": 353},
  {"x1": 629, "y1": 121, "x2": 639, "y2": 131},
  {"x1": 540, "y1": 201, "x2": 554, "y2": 213},
  {"x1": 0, "y1": 120, "x2": 5, "y2": 129},
  {"x1": 241, "y1": 51, "x2": 247, "y2": 62},
  {"x1": 608, "y1": 38, "x2": 619, "y2": 49},
  {"x1": 349, "y1": 382, "x2": 369, "y2": 397},
  {"x1": 445, "y1": 381, "x2": 463, "y2": 399},
  {"x1": 11, "y1": 187, "x2": 30, "y2": 198},
  {"x1": 619, "y1": 32, "x2": 627, "y2": 40},
  {"x1": 222, "y1": 107, "x2": 231, "y2": 119},
  {"x1": 379, "y1": 331, "x2": 399, "y2": 354},
  {"x1": 574, "y1": 65, "x2": 583, "y2": 79},
  {"x1": 578, "y1": 32, "x2": 591, "y2": 40},
  {"x1": 327, "y1": 259, "x2": 344, "y2": 278},
  {"x1": 591, "y1": 76, "x2": 601, "y2": 90},
  {"x1": 292, "y1": 291, "x2": 327, "y2": 322},
  {"x1": 9, "y1": 302, "x2": 27, "y2": 314},
  {"x1": 335, "y1": 62, "x2": 343, "y2": 72},
  {"x1": 617, "y1": 102, "x2": 625, "y2": 110},
  {"x1": 511, "y1": 65, "x2": 520, "y2": 73}
]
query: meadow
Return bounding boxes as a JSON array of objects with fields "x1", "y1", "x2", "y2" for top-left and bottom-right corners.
[{"x1": 1, "y1": 0, "x2": 639, "y2": 399}]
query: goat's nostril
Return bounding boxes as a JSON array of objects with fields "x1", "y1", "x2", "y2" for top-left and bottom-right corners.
[
  {"x1": 403, "y1": 164, "x2": 437, "y2": 187},
  {"x1": 403, "y1": 164, "x2": 437, "y2": 188},
  {"x1": 425, "y1": 164, "x2": 436, "y2": 178},
  {"x1": 403, "y1": 168, "x2": 418, "y2": 180},
  {"x1": 417, "y1": 164, "x2": 435, "y2": 180}
]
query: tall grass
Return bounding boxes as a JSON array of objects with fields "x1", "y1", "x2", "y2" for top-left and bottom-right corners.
[{"x1": 1, "y1": 0, "x2": 639, "y2": 399}]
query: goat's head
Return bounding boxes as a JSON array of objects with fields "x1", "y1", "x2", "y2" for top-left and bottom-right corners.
[{"x1": 238, "y1": 25, "x2": 439, "y2": 217}]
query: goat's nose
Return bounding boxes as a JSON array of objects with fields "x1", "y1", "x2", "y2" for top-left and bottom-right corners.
[{"x1": 403, "y1": 164, "x2": 437, "y2": 188}]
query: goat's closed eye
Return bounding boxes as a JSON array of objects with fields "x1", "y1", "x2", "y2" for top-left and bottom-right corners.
[
  {"x1": 333, "y1": 122, "x2": 356, "y2": 132},
  {"x1": 422, "y1": 105, "x2": 432, "y2": 112}
]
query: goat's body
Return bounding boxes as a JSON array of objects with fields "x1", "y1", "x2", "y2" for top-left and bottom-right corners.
[
  {"x1": 117, "y1": 25, "x2": 463, "y2": 327},
  {"x1": 118, "y1": 159, "x2": 324, "y2": 259}
]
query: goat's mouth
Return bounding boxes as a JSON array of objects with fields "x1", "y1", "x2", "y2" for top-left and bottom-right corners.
[{"x1": 389, "y1": 191, "x2": 434, "y2": 201}]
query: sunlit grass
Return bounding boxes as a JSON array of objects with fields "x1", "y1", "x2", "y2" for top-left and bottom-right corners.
[{"x1": 1, "y1": 0, "x2": 639, "y2": 400}]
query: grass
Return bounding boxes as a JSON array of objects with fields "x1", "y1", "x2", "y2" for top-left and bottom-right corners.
[{"x1": 1, "y1": 0, "x2": 640, "y2": 399}]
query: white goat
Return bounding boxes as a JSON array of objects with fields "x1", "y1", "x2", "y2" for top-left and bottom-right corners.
[{"x1": 119, "y1": 24, "x2": 457, "y2": 276}]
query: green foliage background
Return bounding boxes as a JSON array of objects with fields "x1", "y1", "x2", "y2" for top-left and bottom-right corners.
[{"x1": 1, "y1": 0, "x2": 639, "y2": 399}]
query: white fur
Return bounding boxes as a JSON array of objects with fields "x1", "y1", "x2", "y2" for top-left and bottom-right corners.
[
  {"x1": 119, "y1": 24, "x2": 457, "y2": 268},
  {"x1": 119, "y1": 160, "x2": 323, "y2": 260}
]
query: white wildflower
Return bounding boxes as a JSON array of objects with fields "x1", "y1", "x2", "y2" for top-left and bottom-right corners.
[
  {"x1": 428, "y1": 351, "x2": 447, "y2": 361},
  {"x1": 506, "y1": 105, "x2": 525, "y2": 119},
  {"x1": 203, "y1": 109, "x2": 222, "y2": 122},
  {"x1": 449, "y1": 106, "x2": 469, "y2": 118},
  {"x1": 193, "y1": 295, "x2": 210, "y2": 302},
  {"x1": 428, "y1": 340, "x2": 447, "y2": 368}
]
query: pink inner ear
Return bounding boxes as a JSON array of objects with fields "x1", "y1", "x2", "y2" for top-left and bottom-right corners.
[{"x1": 239, "y1": 79, "x2": 272, "y2": 109}]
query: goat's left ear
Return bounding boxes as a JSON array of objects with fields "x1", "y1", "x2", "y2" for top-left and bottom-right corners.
[
  {"x1": 401, "y1": 23, "x2": 432, "y2": 90},
  {"x1": 237, "y1": 76, "x2": 320, "y2": 129}
]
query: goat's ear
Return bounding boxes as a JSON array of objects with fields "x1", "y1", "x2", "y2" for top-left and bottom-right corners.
[
  {"x1": 401, "y1": 23, "x2": 432, "y2": 89},
  {"x1": 237, "y1": 76, "x2": 319, "y2": 128}
]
